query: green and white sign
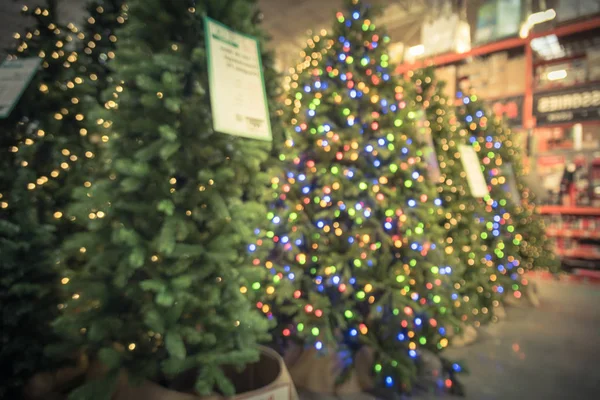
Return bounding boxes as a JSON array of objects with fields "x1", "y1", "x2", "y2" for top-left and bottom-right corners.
[
  {"x1": 204, "y1": 17, "x2": 272, "y2": 141},
  {"x1": 459, "y1": 144, "x2": 490, "y2": 198},
  {"x1": 0, "y1": 57, "x2": 41, "y2": 118}
]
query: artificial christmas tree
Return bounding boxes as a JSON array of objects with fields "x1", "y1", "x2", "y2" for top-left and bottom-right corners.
[
  {"x1": 254, "y1": 0, "x2": 466, "y2": 394},
  {"x1": 456, "y1": 91, "x2": 559, "y2": 304},
  {"x1": 0, "y1": 1, "x2": 99, "y2": 396},
  {"x1": 52, "y1": 0, "x2": 281, "y2": 398},
  {"x1": 406, "y1": 68, "x2": 503, "y2": 324},
  {"x1": 0, "y1": 108, "x2": 58, "y2": 400}
]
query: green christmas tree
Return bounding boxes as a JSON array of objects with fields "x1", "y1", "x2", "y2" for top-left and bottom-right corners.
[
  {"x1": 514, "y1": 188, "x2": 560, "y2": 273},
  {"x1": 406, "y1": 68, "x2": 503, "y2": 324},
  {"x1": 254, "y1": 0, "x2": 467, "y2": 393},
  {"x1": 458, "y1": 93, "x2": 559, "y2": 275},
  {"x1": 0, "y1": 97, "x2": 58, "y2": 399},
  {"x1": 52, "y1": 0, "x2": 279, "y2": 398},
  {"x1": 0, "y1": 1, "x2": 102, "y2": 396},
  {"x1": 456, "y1": 91, "x2": 557, "y2": 301}
]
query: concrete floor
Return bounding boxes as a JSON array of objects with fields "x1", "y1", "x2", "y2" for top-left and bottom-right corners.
[{"x1": 299, "y1": 277, "x2": 600, "y2": 400}]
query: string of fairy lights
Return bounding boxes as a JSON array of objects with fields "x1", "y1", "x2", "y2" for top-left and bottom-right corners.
[{"x1": 3, "y1": 4, "x2": 126, "y2": 221}]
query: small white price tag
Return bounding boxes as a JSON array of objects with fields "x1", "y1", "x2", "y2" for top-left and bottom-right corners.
[{"x1": 458, "y1": 144, "x2": 489, "y2": 198}]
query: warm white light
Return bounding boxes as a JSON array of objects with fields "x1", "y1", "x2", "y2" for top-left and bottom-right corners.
[
  {"x1": 547, "y1": 69, "x2": 567, "y2": 81},
  {"x1": 408, "y1": 44, "x2": 424, "y2": 57},
  {"x1": 519, "y1": 23, "x2": 530, "y2": 38},
  {"x1": 527, "y1": 9, "x2": 556, "y2": 26},
  {"x1": 521, "y1": 9, "x2": 556, "y2": 38}
]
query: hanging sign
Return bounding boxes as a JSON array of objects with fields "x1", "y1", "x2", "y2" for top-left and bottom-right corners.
[
  {"x1": 204, "y1": 17, "x2": 272, "y2": 141},
  {"x1": 458, "y1": 144, "x2": 489, "y2": 198},
  {"x1": 534, "y1": 84, "x2": 600, "y2": 125},
  {"x1": 0, "y1": 57, "x2": 41, "y2": 118}
]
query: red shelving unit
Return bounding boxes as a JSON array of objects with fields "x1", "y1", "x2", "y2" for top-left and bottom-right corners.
[
  {"x1": 546, "y1": 229, "x2": 600, "y2": 240},
  {"x1": 395, "y1": 16, "x2": 600, "y2": 129},
  {"x1": 395, "y1": 15, "x2": 600, "y2": 269},
  {"x1": 540, "y1": 206, "x2": 600, "y2": 216},
  {"x1": 557, "y1": 249, "x2": 600, "y2": 260}
]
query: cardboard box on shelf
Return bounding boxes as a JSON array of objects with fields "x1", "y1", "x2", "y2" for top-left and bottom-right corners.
[
  {"x1": 505, "y1": 56, "x2": 526, "y2": 95},
  {"x1": 587, "y1": 48, "x2": 600, "y2": 81},
  {"x1": 558, "y1": 0, "x2": 600, "y2": 22},
  {"x1": 488, "y1": 52, "x2": 509, "y2": 73},
  {"x1": 485, "y1": 84, "x2": 503, "y2": 99},
  {"x1": 435, "y1": 65, "x2": 457, "y2": 100}
]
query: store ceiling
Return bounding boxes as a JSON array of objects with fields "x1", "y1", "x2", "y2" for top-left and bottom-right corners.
[
  {"x1": 257, "y1": 0, "x2": 429, "y2": 70},
  {"x1": 1, "y1": 0, "x2": 433, "y2": 69}
]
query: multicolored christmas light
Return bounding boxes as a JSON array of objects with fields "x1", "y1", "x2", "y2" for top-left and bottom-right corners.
[
  {"x1": 456, "y1": 92, "x2": 559, "y2": 276},
  {"x1": 406, "y1": 68, "x2": 504, "y2": 324},
  {"x1": 456, "y1": 91, "x2": 534, "y2": 298},
  {"x1": 252, "y1": 0, "x2": 466, "y2": 392}
]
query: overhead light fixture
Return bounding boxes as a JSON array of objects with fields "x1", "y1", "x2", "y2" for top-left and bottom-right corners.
[
  {"x1": 408, "y1": 44, "x2": 424, "y2": 57},
  {"x1": 528, "y1": 8, "x2": 557, "y2": 26},
  {"x1": 547, "y1": 69, "x2": 567, "y2": 81},
  {"x1": 531, "y1": 34, "x2": 566, "y2": 60},
  {"x1": 520, "y1": 9, "x2": 556, "y2": 38}
]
